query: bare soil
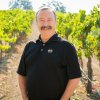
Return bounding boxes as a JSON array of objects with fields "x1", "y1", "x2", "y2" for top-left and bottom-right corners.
[{"x1": 0, "y1": 38, "x2": 27, "y2": 100}]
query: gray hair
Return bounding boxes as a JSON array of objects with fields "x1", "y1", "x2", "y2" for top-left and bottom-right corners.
[{"x1": 36, "y1": 7, "x2": 56, "y2": 21}]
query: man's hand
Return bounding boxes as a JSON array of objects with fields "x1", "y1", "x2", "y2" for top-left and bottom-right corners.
[
  {"x1": 18, "y1": 74, "x2": 28, "y2": 100},
  {"x1": 60, "y1": 78, "x2": 80, "y2": 100}
]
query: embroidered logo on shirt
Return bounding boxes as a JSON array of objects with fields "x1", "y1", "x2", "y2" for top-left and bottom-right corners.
[{"x1": 48, "y1": 49, "x2": 53, "y2": 53}]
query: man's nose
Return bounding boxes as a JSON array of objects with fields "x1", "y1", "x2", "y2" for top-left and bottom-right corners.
[{"x1": 43, "y1": 21, "x2": 48, "y2": 26}]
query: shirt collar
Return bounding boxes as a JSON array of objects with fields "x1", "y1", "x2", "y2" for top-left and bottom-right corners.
[{"x1": 36, "y1": 33, "x2": 61, "y2": 44}]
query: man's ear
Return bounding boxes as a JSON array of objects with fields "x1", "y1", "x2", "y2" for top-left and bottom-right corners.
[{"x1": 55, "y1": 22, "x2": 57, "y2": 27}]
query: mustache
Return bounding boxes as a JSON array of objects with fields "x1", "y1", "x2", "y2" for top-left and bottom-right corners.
[{"x1": 41, "y1": 26, "x2": 52, "y2": 30}]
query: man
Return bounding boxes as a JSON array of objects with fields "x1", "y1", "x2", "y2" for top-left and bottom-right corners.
[{"x1": 17, "y1": 7, "x2": 81, "y2": 100}]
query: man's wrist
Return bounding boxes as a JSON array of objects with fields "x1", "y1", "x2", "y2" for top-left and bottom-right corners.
[{"x1": 60, "y1": 96, "x2": 69, "y2": 100}]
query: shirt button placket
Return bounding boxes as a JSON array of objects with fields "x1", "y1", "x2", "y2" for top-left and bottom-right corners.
[
  {"x1": 41, "y1": 43, "x2": 45, "y2": 52},
  {"x1": 43, "y1": 43, "x2": 45, "y2": 46},
  {"x1": 41, "y1": 48, "x2": 43, "y2": 52}
]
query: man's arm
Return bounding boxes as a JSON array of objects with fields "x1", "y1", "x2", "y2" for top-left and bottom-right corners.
[
  {"x1": 60, "y1": 78, "x2": 80, "y2": 100},
  {"x1": 18, "y1": 74, "x2": 28, "y2": 100}
]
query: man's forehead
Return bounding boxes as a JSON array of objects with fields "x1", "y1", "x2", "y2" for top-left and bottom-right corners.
[
  {"x1": 36, "y1": 7, "x2": 56, "y2": 20},
  {"x1": 37, "y1": 9, "x2": 54, "y2": 16}
]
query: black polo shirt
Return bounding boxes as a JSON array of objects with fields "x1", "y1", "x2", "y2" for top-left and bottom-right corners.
[{"x1": 17, "y1": 33, "x2": 81, "y2": 100}]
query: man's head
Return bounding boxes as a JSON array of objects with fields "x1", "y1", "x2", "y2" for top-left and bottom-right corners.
[{"x1": 36, "y1": 7, "x2": 56, "y2": 39}]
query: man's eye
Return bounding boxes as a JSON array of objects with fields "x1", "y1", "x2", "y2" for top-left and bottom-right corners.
[
  {"x1": 40, "y1": 20, "x2": 44, "y2": 21},
  {"x1": 48, "y1": 20, "x2": 52, "y2": 21}
]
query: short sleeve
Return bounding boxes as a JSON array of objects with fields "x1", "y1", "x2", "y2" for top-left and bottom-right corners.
[
  {"x1": 63, "y1": 42, "x2": 82, "y2": 79},
  {"x1": 17, "y1": 41, "x2": 34, "y2": 76}
]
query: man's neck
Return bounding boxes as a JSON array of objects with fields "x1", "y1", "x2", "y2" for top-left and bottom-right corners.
[
  {"x1": 40, "y1": 33, "x2": 55, "y2": 43},
  {"x1": 41, "y1": 38, "x2": 49, "y2": 43}
]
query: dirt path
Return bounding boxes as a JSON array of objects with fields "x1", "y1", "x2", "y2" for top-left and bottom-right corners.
[{"x1": 0, "y1": 39, "x2": 27, "y2": 100}]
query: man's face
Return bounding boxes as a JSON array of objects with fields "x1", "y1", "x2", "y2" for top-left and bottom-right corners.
[{"x1": 36, "y1": 9, "x2": 56, "y2": 37}]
